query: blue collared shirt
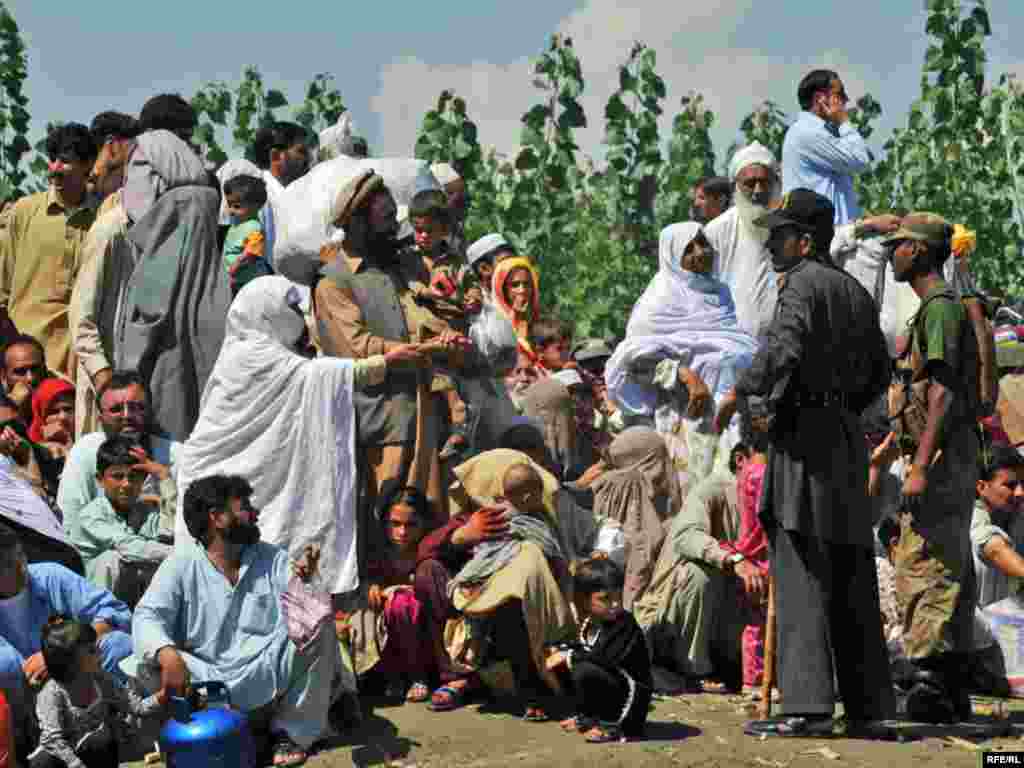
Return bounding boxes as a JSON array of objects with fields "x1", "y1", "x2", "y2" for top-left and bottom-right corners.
[
  {"x1": 0, "y1": 563, "x2": 132, "y2": 658},
  {"x1": 782, "y1": 111, "x2": 873, "y2": 225}
]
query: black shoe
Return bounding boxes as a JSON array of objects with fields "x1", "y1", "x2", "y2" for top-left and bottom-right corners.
[
  {"x1": 843, "y1": 719, "x2": 896, "y2": 740},
  {"x1": 896, "y1": 681, "x2": 957, "y2": 724},
  {"x1": 743, "y1": 716, "x2": 835, "y2": 738}
]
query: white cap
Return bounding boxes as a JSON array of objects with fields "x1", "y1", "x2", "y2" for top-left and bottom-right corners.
[
  {"x1": 467, "y1": 233, "x2": 510, "y2": 267},
  {"x1": 551, "y1": 369, "x2": 584, "y2": 389},
  {"x1": 430, "y1": 162, "x2": 461, "y2": 187}
]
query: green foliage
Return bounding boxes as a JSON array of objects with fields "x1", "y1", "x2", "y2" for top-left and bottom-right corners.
[
  {"x1": 656, "y1": 92, "x2": 716, "y2": 226},
  {"x1": 0, "y1": 2, "x2": 31, "y2": 197},
  {"x1": 192, "y1": 81, "x2": 233, "y2": 168},
  {"x1": 415, "y1": 89, "x2": 482, "y2": 183},
  {"x1": 293, "y1": 74, "x2": 347, "y2": 137},
  {"x1": 192, "y1": 68, "x2": 347, "y2": 170},
  {"x1": 730, "y1": 100, "x2": 789, "y2": 166},
  {"x1": 465, "y1": 34, "x2": 587, "y2": 306},
  {"x1": 857, "y1": 0, "x2": 1024, "y2": 295}
]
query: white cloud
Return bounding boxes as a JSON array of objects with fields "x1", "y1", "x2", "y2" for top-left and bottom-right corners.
[{"x1": 370, "y1": 0, "x2": 878, "y2": 170}]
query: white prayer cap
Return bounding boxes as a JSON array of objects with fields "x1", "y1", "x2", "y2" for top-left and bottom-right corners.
[
  {"x1": 467, "y1": 233, "x2": 510, "y2": 267},
  {"x1": 431, "y1": 162, "x2": 461, "y2": 188},
  {"x1": 728, "y1": 141, "x2": 778, "y2": 182},
  {"x1": 551, "y1": 369, "x2": 584, "y2": 389}
]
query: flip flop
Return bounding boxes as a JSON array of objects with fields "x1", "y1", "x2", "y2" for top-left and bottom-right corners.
[
  {"x1": 583, "y1": 724, "x2": 624, "y2": 743},
  {"x1": 406, "y1": 681, "x2": 431, "y2": 703},
  {"x1": 523, "y1": 705, "x2": 549, "y2": 722},
  {"x1": 272, "y1": 734, "x2": 308, "y2": 767},
  {"x1": 429, "y1": 684, "x2": 468, "y2": 712}
]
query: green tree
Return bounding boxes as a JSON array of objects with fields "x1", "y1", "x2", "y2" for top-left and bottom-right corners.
[
  {"x1": 0, "y1": 2, "x2": 31, "y2": 197},
  {"x1": 191, "y1": 68, "x2": 346, "y2": 170},
  {"x1": 293, "y1": 73, "x2": 347, "y2": 138},
  {"x1": 656, "y1": 92, "x2": 717, "y2": 226},
  {"x1": 558, "y1": 43, "x2": 666, "y2": 338},
  {"x1": 415, "y1": 90, "x2": 482, "y2": 184},
  {"x1": 857, "y1": 0, "x2": 1024, "y2": 294}
]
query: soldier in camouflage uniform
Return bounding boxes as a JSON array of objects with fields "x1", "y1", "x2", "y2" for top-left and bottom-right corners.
[{"x1": 884, "y1": 213, "x2": 980, "y2": 723}]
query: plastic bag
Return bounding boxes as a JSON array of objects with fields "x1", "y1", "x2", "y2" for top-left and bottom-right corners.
[
  {"x1": 468, "y1": 299, "x2": 518, "y2": 376},
  {"x1": 275, "y1": 157, "x2": 440, "y2": 286},
  {"x1": 593, "y1": 521, "x2": 626, "y2": 569},
  {"x1": 280, "y1": 574, "x2": 332, "y2": 652}
]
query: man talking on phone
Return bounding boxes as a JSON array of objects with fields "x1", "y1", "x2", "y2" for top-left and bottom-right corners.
[{"x1": 782, "y1": 70, "x2": 873, "y2": 226}]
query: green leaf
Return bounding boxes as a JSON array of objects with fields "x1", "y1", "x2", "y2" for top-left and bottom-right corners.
[
  {"x1": 605, "y1": 93, "x2": 629, "y2": 122},
  {"x1": 515, "y1": 147, "x2": 539, "y2": 170},
  {"x1": 971, "y1": 6, "x2": 992, "y2": 35},
  {"x1": 619, "y1": 67, "x2": 637, "y2": 94},
  {"x1": 265, "y1": 89, "x2": 288, "y2": 109}
]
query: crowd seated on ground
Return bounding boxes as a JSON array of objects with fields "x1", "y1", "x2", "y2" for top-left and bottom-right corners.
[{"x1": 4, "y1": 68, "x2": 1024, "y2": 766}]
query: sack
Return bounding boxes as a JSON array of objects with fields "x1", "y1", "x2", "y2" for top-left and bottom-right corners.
[
  {"x1": 593, "y1": 521, "x2": 626, "y2": 569},
  {"x1": 275, "y1": 157, "x2": 440, "y2": 285},
  {"x1": 468, "y1": 300, "x2": 518, "y2": 375},
  {"x1": 280, "y1": 575, "x2": 332, "y2": 652}
]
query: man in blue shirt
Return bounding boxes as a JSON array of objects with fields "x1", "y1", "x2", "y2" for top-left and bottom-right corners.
[
  {"x1": 781, "y1": 69, "x2": 873, "y2": 225},
  {"x1": 0, "y1": 522, "x2": 133, "y2": 739}
]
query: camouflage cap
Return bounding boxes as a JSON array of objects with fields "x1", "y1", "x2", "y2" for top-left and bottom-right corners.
[
  {"x1": 879, "y1": 212, "x2": 953, "y2": 247},
  {"x1": 572, "y1": 337, "x2": 613, "y2": 363}
]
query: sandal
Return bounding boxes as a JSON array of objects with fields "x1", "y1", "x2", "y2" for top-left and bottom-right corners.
[
  {"x1": 583, "y1": 723, "x2": 624, "y2": 743},
  {"x1": 743, "y1": 716, "x2": 835, "y2": 738},
  {"x1": 559, "y1": 715, "x2": 594, "y2": 732},
  {"x1": 523, "y1": 705, "x2": 549, "y2": 722},
  {"x1": 406, "y1": 680, "x2": 430, "y2": 703},
  {"x1": 272, "y1": 734, "x2": 308, "y2": 768},
  {"x1": 429, "y1": 683, "x2": 469, "y2": 712}
]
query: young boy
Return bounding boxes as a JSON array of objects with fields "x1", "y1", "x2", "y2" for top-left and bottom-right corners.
[
  {"x1": 70, "y1": 436, "x2": 171, "y2": 606},
  {"x1": 409, "y1": 189, "x2": 482, "y2": 317},
  {"x1": 466, "y1": 234, "x2": 516, "y2": 300},
  {"x1": 222, "y1": 175, "x2": 272, "y2": 298},
  {"x1": 530, "y1": 316, "x2": 573, "y2": 373},
  {"x1": 547, "y1": 558, "x2": 652, "y2": 743},
  {"x1": 408, "y1": 188, "x2": 479, "y2": 460}
]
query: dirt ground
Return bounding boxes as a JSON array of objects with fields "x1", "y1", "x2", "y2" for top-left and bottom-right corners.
[{"x1": 130, "y1": 692, "x2": 1024, "y2": 768}]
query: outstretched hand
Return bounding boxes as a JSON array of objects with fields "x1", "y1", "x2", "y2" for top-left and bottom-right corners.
[
  {"x1": 292, "y1": 544, "x2": 321, "y2": 583},
  {"x1": 680, "y1": 367, "x2": 711, "y2": 419},
  {"x1": 713, "y1": 390, "x2": 738, "y2": 434}
]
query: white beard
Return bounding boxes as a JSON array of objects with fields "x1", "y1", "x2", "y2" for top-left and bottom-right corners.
[{"x1": 734, "y1": 186, "x2": 772, "y2": 245}]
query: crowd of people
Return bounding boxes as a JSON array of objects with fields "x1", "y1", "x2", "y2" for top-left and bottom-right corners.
[{"x1": 0, "y1": 64, "x2": 1018, "y2": 767}]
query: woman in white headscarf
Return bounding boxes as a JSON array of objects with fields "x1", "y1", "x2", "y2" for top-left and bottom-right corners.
[
  {"x1": 604, "y1": 223, "x2": 758, "y2": 500},
  {"x1": 176, "y1": 275, "x2": 402, "y2": 595}
]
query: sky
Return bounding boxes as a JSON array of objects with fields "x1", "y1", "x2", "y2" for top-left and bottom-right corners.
[{"x1": 8, "y1": 0, "x2": 1024, "y2": 172}]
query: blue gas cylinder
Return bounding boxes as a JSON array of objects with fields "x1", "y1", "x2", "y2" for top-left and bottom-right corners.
[{"x1": 159, "y1": 681, "x2": 257, "y2": 768}]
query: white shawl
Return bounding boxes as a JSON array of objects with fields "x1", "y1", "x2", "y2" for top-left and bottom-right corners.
[
  {"x1": 606, "y1": 223, "x2": 758, "y2": 418},
  {"x1": 175, "y1": 276, "x2": 359, "y2": 593}
]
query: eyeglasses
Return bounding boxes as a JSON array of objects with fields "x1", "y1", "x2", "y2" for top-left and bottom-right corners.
[{"x1": 102, "y1": 401, "x2": 146, "y2": 415}]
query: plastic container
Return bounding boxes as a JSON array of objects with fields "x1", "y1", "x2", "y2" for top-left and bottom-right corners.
[{"x1": 982, "y1": 596, "x2": 1024, "y2": 698}]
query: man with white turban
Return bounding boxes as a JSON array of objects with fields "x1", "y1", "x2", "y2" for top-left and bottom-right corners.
[{"x1": 703, "y1": 142, "x2": 780, "y2": 338}]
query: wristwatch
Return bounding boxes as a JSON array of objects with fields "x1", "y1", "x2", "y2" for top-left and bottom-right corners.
[{"x1": 725, "y1": 553, "x2": 745, "y2": 571}]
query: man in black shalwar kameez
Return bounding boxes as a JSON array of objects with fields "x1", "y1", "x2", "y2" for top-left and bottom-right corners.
[{"x1": 717, "y1": 189, "x2": 894, "y2": 737}]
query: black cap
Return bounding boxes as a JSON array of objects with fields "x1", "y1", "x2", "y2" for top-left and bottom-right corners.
[{"x1": 754, "y1": 188, "x2": 835, "y2": 235}]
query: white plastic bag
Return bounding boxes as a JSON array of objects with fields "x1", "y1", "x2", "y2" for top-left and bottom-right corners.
[
  {"x1": 275, "y1": 157, "x2": 440, "y2": 286},
  {"x1": 593, "y1": 521, "x2": 626, "y2": 569},
  {"x1": 468, "y1": 299, "x2": 518, "y2": 375}
]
